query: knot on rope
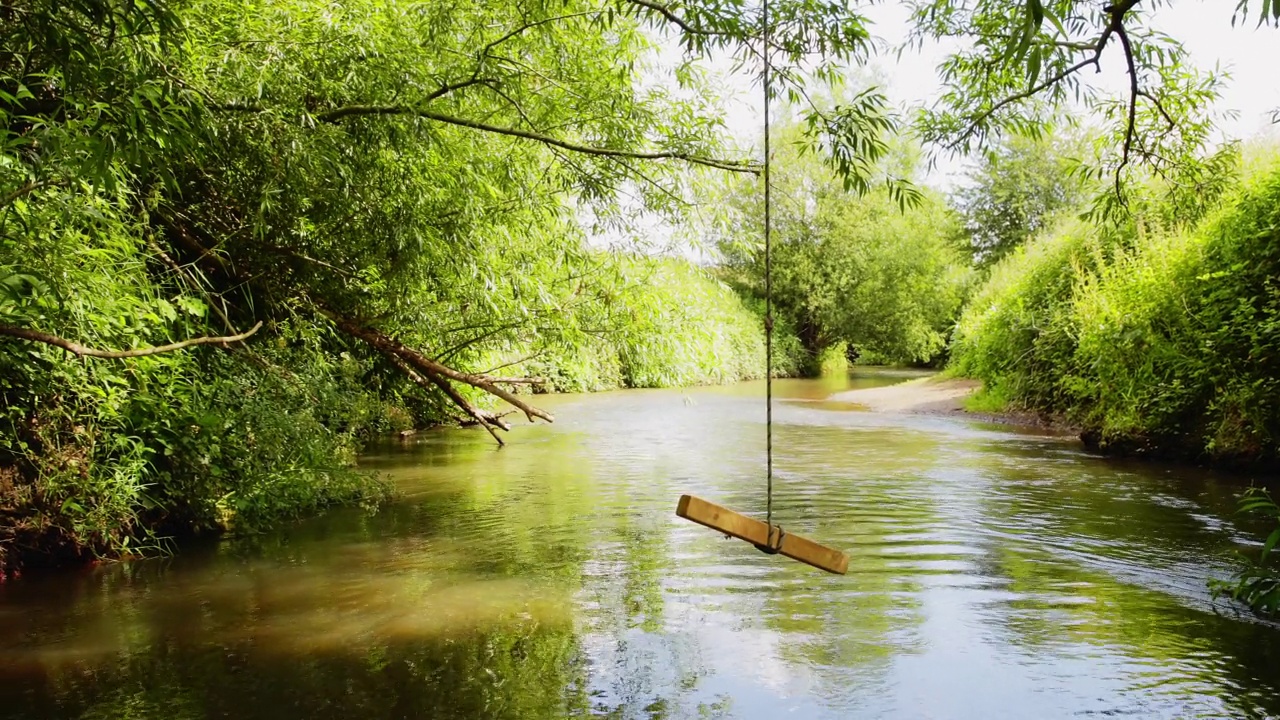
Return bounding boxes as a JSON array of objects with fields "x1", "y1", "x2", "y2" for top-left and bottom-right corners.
[{"x1": 753, "y1": 524, "x2": 785, "y2": 555}]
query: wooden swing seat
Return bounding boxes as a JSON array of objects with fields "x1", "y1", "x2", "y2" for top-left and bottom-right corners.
[{"x1": 676, "y1": 494, "x2": 848, "y2": 575}]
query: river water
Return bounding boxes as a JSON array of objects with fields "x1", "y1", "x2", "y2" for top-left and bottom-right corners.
[{"x1": 2, "y1": 370, "x2": 1279, "y2": 719}]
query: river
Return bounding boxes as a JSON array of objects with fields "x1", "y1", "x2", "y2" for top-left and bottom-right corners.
[{"x1": 2, "y1": 370, "x2": 1278, "y2": 719}]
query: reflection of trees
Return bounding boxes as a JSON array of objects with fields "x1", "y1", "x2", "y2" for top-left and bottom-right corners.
[
  {"x1": 3, "y1": 620, "x2": 589, "y2": 720},
  {"x1": 8, "y1": 390, "x2": 1280, "y2": 720},
  {"x1": 713, "y1": 421, "x2": 944, "y2": 701},
  {"x1": 0, "y1": 423, "x2": 607, "y2": 720},
  {"x1": 963, "y1": 440, "x2": 1280, "y2": 718}
]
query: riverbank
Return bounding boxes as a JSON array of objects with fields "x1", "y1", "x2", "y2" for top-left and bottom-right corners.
[{"x1": 829, "y1": 374, "x2": 1075, "y2": 432}]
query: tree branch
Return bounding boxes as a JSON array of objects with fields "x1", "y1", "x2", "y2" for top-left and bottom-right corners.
[
  {"x1": 0, "y1": 322, "x2": 263, "y2": 359},
  {"x1": 1, "y1": 179, "x2": 69, "y2": 210},
  {"x1": 951, "y1": 56, "x2": 1103, "y2": 148},
  {"x1": 1136, "y1": 89, "x2": 1175, "y2": 132},
  {"x1": 324, "y1": 310, "x2": 555, "y2": 424},
  {"x1": 951, "y1": 0, "x2": 1142, "y2": 148},
  {"x1": 476, "y1": 11, "x2": 600, "y2": 61},
  {"x1": 1114, "y1": 18, "x2": 1139, "y2": 200},
  {"x1": 623, "y1": 0, "x2": 709, "y2": 37},
  {"x1": 422, "y1": 77, "x2": 497, "y2": 103},
  {"x1": 382, "y1": 352, "x2": 510, "y2": 446},
  {"x1": 312, "y1": 106, "x2": 758, "y2": 174}
]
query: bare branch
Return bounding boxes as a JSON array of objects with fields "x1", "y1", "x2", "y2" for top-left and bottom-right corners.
[{"x1": 0, "y1": 322, "x2": 264, "y2": 359}]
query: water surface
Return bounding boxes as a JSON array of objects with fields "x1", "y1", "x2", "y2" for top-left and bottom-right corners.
[{"x1": 2, "y1": 370, "x2": 1278, "y2": 719}]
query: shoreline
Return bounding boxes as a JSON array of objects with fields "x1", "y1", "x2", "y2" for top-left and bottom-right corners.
[{"x1": 829, "y1": 375, "x2": 1077, "y2": 433}]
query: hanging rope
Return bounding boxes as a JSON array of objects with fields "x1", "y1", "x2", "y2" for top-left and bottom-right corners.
[{"x1": 761, "y1": 0, "x2": 781, "y2": 554}]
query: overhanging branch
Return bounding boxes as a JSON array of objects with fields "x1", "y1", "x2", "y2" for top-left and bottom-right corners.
[
  {"x1": 0, "y1": 322, "x2": 263, "y2": 358},
  {"x1": 951, "y1": 0, "x2": 1143, "y2": 149},
  {"x1": 312, "y1": 106, "x2": 758, "y2": 174}
]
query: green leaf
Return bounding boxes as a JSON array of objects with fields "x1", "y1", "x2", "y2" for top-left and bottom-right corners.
[
  {"x1": 1027, "y1": 46, "x2": 1043, "y2": 91},
  {"x1": 1028, "y1": 0, "x2": 1044, "y2": 30},
  {"x1": 1262, "y1": 526, "x2": 1280, "y2": 564}
]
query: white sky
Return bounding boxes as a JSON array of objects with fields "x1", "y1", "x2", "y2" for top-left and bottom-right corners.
[
  {"x1": 709, "y1": 0, "x2": 1280, "y2": 187},
  {"x1": 607, "y1": 1, "x2": 1280, "y2": 253}
]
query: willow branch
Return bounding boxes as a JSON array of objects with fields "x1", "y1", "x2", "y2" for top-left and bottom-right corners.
[
  {"x1": 622, "y1": 0, "x2": 710, "y2": 36},
  {"x1": 477, "y1": 11, "x2": 599, "y2": 60},
  {"x1": 1115, "y1": 18, "x2": 1139, "y2": 200},
  {"x1": 422, "y1": 77, "x2": 497, "y2": 103},
  {"x1": 1136, "y1": 89, "x2": 1175, "y2": 131},
  {"x1": 951, "y1": 56, "x2": 1103, "y2": 148},
  {"x1": 313, "y1": 106, "x2": 758, "y2": 174},
  {"x1": 1, "y1": 179, "x2": 69, "y2": 210},
  {"x1": 951, "y1": 0, "x2": 1141, "y2": 148},
  {"x1": 0, "y1": 322, "x2": 263, "y2": 358}
]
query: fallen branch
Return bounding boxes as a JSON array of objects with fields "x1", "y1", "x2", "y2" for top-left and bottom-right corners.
[
  {"x1": 325, "y1": 310, "x2": 555, "y2": 425},
  {"x1": 382, "y1": 352, "x2": 512, "y2": 446},
  {"x1": 0, "y1": 322, "x2": 263, "y2": 359}
]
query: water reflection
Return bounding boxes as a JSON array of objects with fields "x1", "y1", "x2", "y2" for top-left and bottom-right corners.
[{"x1": 2, "y1": 370, "x2": 1279, "y2": 719}]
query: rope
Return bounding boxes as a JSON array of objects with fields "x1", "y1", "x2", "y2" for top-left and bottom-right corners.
[{"x1": 762, "y1": 0, "x2": 777, "y2": 544}]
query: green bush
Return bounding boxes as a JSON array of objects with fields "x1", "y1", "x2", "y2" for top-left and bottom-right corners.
[
  {"x1": 950, "y1": 154, "x2": 1280, "y2": 465},
  {"x1": 949, "y1": 217, "x2": 1106, "y2": 410},
  {"x1": 524, "y1": 257, "x2": 803, "y2": 392}
]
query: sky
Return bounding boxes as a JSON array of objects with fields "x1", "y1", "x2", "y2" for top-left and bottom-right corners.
[
  {"x1": 707, "y1": 0, "x2": 1280, "y2": 188},
  {"x1": 608, "y1": 1, "x2": 1280, "y2": 253}
]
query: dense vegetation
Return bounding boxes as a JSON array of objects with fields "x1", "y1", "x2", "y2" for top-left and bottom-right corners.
[
  {"x1": 2, "y1": 0, "x2": 1274, "y2": 575},
  {"x1": 2, "y1": 0, "x2": 846, "y2": 571},
  {"x1": 951, "y1": 149, "x2": 1279, "y2": 466},
  {"x1": 949, "y1": 148, "x2": 1280, "y2": 614},
  {"x1": 708, "y1": 126, "x2": 973, "y2": 368}
]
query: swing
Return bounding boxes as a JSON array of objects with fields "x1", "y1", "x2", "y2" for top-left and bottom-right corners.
[{"x1": 674, "y1": 0, "x2": 849, "y2": 576}]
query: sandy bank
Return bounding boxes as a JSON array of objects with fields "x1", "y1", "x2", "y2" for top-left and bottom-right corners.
[{"x1": 829, "y1": 375, "x2": 1073, "y2": 432}]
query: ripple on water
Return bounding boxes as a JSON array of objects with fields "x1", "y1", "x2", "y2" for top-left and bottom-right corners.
[{"x1": 2, "y1": 374, "x2": 1279, "y2": 720}]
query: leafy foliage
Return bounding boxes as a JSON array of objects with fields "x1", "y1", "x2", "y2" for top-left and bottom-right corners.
[
  {"x1": 953, "y1": 127, "x2": 1088, "y2": 267},
  {"x1": 0, "y1": 0, "x2": 851, "y2": 569},
  {"x1": 710, "y1": 125, "x2": 973, "y2": 368},
  {"x1": 950, "y1": 148, "x2": 1280, "y2": 465},
  {"x1": 1212, "y1": 488, "x2": 1280, "y2": 617},
  {"x1": 909, "y1": 0, "x2": 1267, "y2": 208}
]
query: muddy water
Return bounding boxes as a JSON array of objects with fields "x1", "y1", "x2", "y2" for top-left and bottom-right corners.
[{"x1": 2, "y1": 370, "x2": 1279, "y2": 719}]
